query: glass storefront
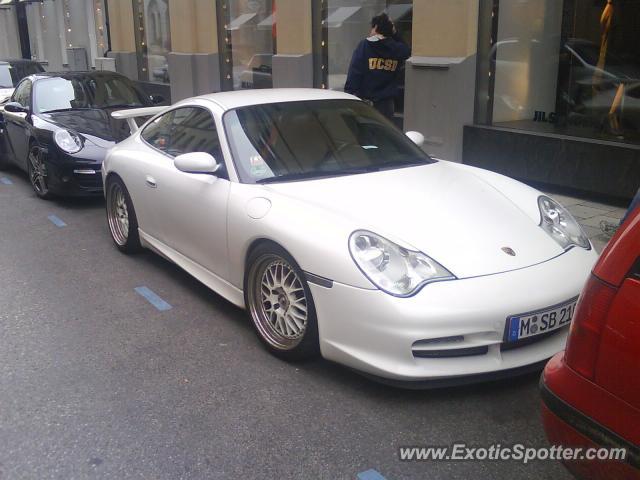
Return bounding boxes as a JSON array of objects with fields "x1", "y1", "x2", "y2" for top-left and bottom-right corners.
[
  {"x1": 476, "y1": 0, "x2": 640, "y2": 146},
  {"x1": 219, "y1": 0, "x2": 276, "y2": 91},
  {"x1": 133, "y1": 0, "x2": 171, "y2": 84},
  {"x1": 318, "y1": 0, "x2": 413, "y2": 121}
]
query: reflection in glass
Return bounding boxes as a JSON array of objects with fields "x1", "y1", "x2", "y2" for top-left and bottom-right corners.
[
  {"x1": 134, "y1": 0, "x2": 171, "y2": 84},
  {"x1": 477, "y1": 0, "x2": 640, "y2": 145},
  {"x1": 225, "y1": 0, "x2": 276, "y2": 90}
]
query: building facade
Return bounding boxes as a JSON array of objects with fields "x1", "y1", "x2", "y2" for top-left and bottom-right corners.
[{"x1": 1, "y1": 0, "x2": 638, "y2": 199}]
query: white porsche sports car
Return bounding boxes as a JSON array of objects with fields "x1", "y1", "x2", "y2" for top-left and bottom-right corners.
[{"x1": 103, "y1": 89, "x2": 597, "y2": 386}]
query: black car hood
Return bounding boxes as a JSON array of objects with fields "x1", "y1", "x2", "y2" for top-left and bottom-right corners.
[{"x1": 40, "y1": 108, "x2": 135, "y2": 144}]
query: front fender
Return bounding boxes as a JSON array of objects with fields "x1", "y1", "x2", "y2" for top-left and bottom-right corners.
[{"x1": 226, "y1": 183, "x2": 376, "y2": 290}]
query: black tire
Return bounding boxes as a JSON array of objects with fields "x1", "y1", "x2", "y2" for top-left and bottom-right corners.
[
  {"x1": 27, "y1": 144, "x2": 54, "y2": 199},
  {"x1": 105, "y1": 175, "x2": 142, "y2": 253},
  {"x1": 244, "y1": 242, "x2": 320, "y2": 361}
]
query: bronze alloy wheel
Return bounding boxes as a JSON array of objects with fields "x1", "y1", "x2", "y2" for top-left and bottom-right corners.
[
  {"x1": 247, "y1": 254, "x2": 310, "y2": 351},
  {"x1": 106, "y1": 181, "x2": 130, "y2": 246}
]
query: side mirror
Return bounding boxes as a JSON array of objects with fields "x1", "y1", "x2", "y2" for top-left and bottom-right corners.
[
  {"x1": 150, "y1": 94, "x2": 165, "y2": 105},
  {"x1": 4, "y1": 102, "x2": 29, "y2": 114},
  {"x1": 174, "y1": 152, "x2": 220, "y2": 175},
  {"x1": 405, "y1": 131, "x2": 425, "y2": 148}
]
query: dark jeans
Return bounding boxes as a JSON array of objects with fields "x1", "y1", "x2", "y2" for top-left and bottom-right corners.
[
  {"x1": 621, "y1": 187, "x2": 640, "y2": 225},
  {"x1": 373, "y1": 97, "x2": 395, "y2": 121}
]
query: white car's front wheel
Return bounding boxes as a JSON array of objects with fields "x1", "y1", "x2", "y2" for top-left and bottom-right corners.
[
  {"x1": 106, "y1": 176, "x2": 142, "y2": 254},
  {"x1": 245, "y1": 243, "x2": 320, "y2": 361}
]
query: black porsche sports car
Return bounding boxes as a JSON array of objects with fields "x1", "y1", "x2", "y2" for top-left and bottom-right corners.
[{"x1": 0, "y1": 71, "x2": 163, "y2": 198}]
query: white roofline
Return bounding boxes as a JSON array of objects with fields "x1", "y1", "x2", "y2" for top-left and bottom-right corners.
[{"x1": 193, "y1": 88, "x2": 360, "y2": 112}]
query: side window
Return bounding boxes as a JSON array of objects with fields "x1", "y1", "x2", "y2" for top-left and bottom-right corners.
[
  {"x1": 141, "y1": 110, "x2": 174, "y2": 153},
  {"x1": 167, "y1": 107, "x2": 223, "y2": 161},
  {"x1": 12, "y1": 80, "x2": 32, "y2": 108}
]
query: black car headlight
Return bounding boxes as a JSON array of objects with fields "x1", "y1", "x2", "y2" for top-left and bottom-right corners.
[{"x1": 54, "y1": 129, "x2": 83, "y2": 154}]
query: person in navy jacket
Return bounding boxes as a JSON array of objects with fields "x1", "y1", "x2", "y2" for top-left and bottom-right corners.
[{"x1": 344, "y1": 13, "x2": 411, "y2": 120}]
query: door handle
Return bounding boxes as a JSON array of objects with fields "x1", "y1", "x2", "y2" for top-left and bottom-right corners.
[{"x1": 145, "y1": 175, "x2": 157, "y2": 188}]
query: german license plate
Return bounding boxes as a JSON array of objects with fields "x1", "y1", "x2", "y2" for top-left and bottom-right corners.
[{"x1": 506, "y1": 297, "x2": 579, "y2": 342}]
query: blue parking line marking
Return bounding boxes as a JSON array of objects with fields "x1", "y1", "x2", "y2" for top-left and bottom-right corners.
[
  {"x1": 0, "y1": 177, "x2": 13, "y2": 185},
  {"x1": 47, "y1": 215, "x2": 67, "y2": 227},
  {"x1": 357, "y1": 469, "x2": 387, "y2": 480},
  {"x1": 135, "y1": 286, "x2": 172, "y2": 311}
]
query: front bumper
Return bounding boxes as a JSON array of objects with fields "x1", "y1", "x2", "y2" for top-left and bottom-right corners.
[
  {"x1": 309, "y1": 246, "x2": 597, "y2": 383},
  {"x1": 47, "y1": 164, "x2": 103, "y2": 195},
  {"x1": 43, "y1": 146, "x2": 105, "y2": 196}
]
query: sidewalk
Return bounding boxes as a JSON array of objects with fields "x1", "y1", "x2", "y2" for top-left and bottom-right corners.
[{"x1": 543, "y1": 191, "x2": 626, "y2": 253}]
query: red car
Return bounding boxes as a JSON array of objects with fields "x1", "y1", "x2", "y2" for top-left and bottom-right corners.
[{"x1": 540, "y1": 207, "x2": 640, "y2": 479}]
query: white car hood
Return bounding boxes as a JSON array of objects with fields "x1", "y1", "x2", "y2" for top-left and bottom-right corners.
[{"x1": 265, "y1": 161, "x2": 565, "y2": 279}]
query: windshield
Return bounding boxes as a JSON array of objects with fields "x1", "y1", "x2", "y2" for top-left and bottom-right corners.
[
  {"x1": 34, "y1": 74, "x2": 148, "y2": 113},
  {"x1": 0, "y1": 62, "x2": 44, "y2": 88},
  {"x1": 224, "y1": 99, "x2": 435, "y2": 184}
]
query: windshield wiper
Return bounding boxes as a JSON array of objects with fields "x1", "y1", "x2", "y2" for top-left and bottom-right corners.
[{"x1": 256, "y1": 168, "x2": 372, "y2": 184}]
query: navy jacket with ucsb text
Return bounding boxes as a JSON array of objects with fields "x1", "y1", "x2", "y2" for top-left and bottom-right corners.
[{"x1": 344, "y1": 35, "x2": 411, "y2": 102}]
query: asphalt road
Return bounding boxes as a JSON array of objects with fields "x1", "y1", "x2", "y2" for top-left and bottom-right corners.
[{"x1": 0, "y1": 169, "x2": 572, "y2": 480}]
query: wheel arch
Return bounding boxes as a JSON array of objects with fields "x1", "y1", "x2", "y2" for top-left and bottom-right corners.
[{"x1": 243, "y1": 238, "x2": 294, "y2": 284}]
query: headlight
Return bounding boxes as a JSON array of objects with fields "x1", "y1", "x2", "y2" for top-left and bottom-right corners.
[
  {"x1": 54, "y1": 129, "x2": 83, "y2": 154},
  {"x1": 349, "y1": 230, "x2": 455, "y2": 296},
  {"x1": 538, "y1": 196, "x2": 590, "y2": 250}
]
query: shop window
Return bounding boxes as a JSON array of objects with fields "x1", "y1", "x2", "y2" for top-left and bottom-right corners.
[
  {"x1": 218, "y1": 0, "x2": 276, "y2": 91},
  {"x1": 133, "y1": 0, "x2": 171, "y2": 84},
  {"x1": 316, "y1": 1, "x2": 413, "y2": 125},
  {"x1": 475, "y1": 0, "x2": 640, "y2": 146}
]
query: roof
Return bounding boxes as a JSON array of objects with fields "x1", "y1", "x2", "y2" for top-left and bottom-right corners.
[{"x1": 194, "y1": 88, "x2": 358, "y2": 111}]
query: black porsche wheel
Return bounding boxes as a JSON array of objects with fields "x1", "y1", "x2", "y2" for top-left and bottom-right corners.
[
  {"x1": 106, "y1": 176, "x2": 142, "y2": 253},
  {"x1": 245, "y1": 243, "x2": 320, "y2": 361},
  {"x1": 27, "y1": 145, "x2": 53, "y2": 199}
]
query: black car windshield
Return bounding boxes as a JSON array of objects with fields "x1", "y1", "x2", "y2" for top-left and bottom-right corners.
[
  {"x1": 224, "y1": 99, "x2": 435, "y2": 184},
  {"x1": 34, "y1": 75, "x2": 148, "y2": 113},
  {"x1": 0, "y1": 62, "x2": 44, "y2": 88}
]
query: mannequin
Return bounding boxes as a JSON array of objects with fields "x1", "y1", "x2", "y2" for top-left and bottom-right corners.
[{"x1": 593, "y1": 0, "x2": 625, "y2": 135}]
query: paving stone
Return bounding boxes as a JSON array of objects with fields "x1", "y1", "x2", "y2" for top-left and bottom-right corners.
[
  {"x1": 579, "y1": 199, "x2": 629, "y2": 211},
  {"x1": 590, "y1": 234, "x2": 611, "y2": 254},
  {"x1": 567, "y1": 204, "x2": 610, "y2": 219},
  {"x1": 542, "y1": 193, "x2": 583, "y2": 207},
  {"x1": 580, "y1": 214, "x2": 623, "y2": 229},
  {"x1": 579, "y1": 224, "x2": 603, "y2": 240},
  {"x1": 604, "y1": 207, "x2": 629, "y2": 219}
]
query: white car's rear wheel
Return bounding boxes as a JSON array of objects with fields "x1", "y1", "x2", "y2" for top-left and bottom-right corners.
[
  {"x1": 106, "y1": 176, "x2": 142, "y2": 253},
  {"x1": 246, "y1": 243, "x2": 320, "y2": 361}
]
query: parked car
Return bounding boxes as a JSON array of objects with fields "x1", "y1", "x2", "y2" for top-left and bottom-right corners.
[
  {"x1": 102, "y1": 89, "x2": 597, "y2": 385},
  {"x1": 0, "y1": 71, "x2": 162, "y2": 198},
  {"x1": 540, "y1": 208, "x2": 640, "y2": 479},
  {"x1": 0, "y1": 59, "x2": 44, "y2": 104}
]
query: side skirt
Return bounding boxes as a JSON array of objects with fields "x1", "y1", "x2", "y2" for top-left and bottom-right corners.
[{"x1": 139, "y1": 229, "x2": 246, "y2": 309}]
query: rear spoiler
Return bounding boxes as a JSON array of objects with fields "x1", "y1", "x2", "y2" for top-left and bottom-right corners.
[{"x1": 111, "y1": 106, "x2": 165, "y2": 133}]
